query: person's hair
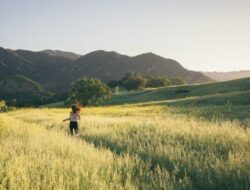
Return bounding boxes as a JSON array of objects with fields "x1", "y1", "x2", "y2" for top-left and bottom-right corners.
[{"x1": 71, "y1": 104, "x2": 81, "y2": 113}]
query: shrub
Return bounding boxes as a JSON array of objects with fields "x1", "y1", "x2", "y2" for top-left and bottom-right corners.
[{"x1": 0, "y1": 100, "x2": 7, "y2": 112}]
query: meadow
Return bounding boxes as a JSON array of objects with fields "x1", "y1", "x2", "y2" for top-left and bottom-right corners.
[{"x1": 0, "y1": 78, "x2": 250, "y2": 190}]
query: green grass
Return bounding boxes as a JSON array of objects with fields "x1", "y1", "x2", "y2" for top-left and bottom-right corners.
[
  {"x1": 0, "y1": 78, "x2": 250, "y2": 189},
  {"x1": 103, "y1": 77, "x2": 250, "y2": 126},
  {"x1": 104, "y1": 77, "x2": 250, "y2": 105}
]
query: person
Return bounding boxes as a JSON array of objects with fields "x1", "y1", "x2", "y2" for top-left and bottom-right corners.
[{"x1": 63, "y1": 104, "x2": 81, "y2": 135}]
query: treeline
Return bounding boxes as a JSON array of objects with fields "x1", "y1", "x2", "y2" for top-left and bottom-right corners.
[
  {"x1": 0, "y1": 91, "x2": 68, "y2": 107},
  {"x1": 1, "y1": 73, "x2": 185, "y2": 107},
  {"x1": 108, "y1": 72, "x2": 185, "y2": 91}
]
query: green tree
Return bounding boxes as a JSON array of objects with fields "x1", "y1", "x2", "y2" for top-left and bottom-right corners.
[
  {"x1": 122, "y1": 72, "x2": 147, "y2": 90},
  {"x1": 146, "y1": 77, "x2": 170, "y2": 87},
  {"x1": 70, "y1": 77, "x2": 111, "y2": 105},
  {"x1": 169, "y1": 77, "x2": 185, "y2": 85}
]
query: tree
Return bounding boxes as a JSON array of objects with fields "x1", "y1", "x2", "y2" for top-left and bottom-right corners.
[
  {"x1": 146, "y1": 77, "x2": 170, "y2": 87},
  {"x1": 106, "y1": 73, "x2": 185, "y2": 91},
  {"x1": 69, "y1": 77, "x2": 111, "y2": 105},
  {"x1": 122, "y1": 72, "x2": 147, "y2": 90},
  {"x1": 169, "y1": 77, "x2": 185, "y2": 85}
]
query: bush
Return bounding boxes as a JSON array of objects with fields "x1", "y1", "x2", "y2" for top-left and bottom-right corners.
[
  {"x1": 111, "y1": 86, "x2": 120, "y2": 94},
  {"x1": 175, "y1": 89, "x2": 190, "y2": 94},
  {"x1": 0, "y1": 100, "x2": 8, "y2": 112}
]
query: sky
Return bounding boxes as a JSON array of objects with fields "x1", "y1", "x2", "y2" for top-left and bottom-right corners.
[{"x1": 0, "y1": 0, "x2": 250, "y2": 72}]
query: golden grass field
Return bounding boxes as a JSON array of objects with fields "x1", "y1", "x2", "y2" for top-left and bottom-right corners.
[{"x1": 0, "y1": 104, "x2": 249, "y2": 190}]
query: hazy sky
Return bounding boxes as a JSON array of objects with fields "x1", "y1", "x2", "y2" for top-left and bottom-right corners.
[{"x1": 1, "y1": 0, "x2": 250, "y2": 71}]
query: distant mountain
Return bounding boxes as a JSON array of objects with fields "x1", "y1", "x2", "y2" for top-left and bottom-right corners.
[
  {"x1": 203, "y1": 70, "x2": 250, "y2": 81},
  {"x1": 0, "y1": 75, "x2": 49, "y2": 106},
  {"x1": 0, "y1": 47, "x2": 212, "y2": 105},
  {"x1": 41, "y1": 49, "x2": 81, "y2": 60},
  {"x1": 73, "y1": 50, "x2": 212, "y2": 84},
  {"x1": 0, "y1": 47, "x2": 34, "y2": 76},
  {"x1": 14, "y1": 49, "x2": 73, "y2": 91}
]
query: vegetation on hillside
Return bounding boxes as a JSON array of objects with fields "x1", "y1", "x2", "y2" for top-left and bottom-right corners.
[
  {"x1": 0, "y1": 75, "x2": 52, "y2": 106},
  {"x1": 108, "y1": 72, "x2": 185, "y2": 90},
  {"x1": 0, "y1": 100, "x2": 7, "y2": 112}
]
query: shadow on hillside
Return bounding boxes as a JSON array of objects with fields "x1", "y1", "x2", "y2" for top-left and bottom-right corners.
[
  {"x1": 169, "y1": 105, "x2": 250, "y2": 127},
  {"x1": 104, "y1": 87, "x2": 250, "y2": 127},
  {"x1": 147, "y1": 90, "x2": 250, "y2": 127},
  {"x1": 79, "y1": 134, "x2": 191, "y2": 181},
  {"x1": 104, "y1": 78, "x2": 250, "y2": 106}
]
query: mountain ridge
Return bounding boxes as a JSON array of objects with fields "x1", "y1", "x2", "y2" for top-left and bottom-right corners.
[
  {"x1": 41, "y1": 49, "x2": 81, "y2": 60},
  {"x1": 0, "y1": 47, "x2": 212, "y2": 94}
]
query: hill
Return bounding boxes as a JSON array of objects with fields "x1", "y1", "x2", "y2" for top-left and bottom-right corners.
[
  {"x1": 0, "y1": 47, "x2": 211, "y2": 92},
  {"x1": 0, "y1": 47, "x2": 34, "y2": 76},
  {"x1": 104, "y1": 77, "x2": 250, "y2": 107},
  {"x1": 14, "y1": 49, "x2": 73, "y2": 91},
  {"x1": 0, "y1": 75, "x2": 49, "y2": 106},
  {"x1": 203, "y1": 70, "x2": 250, "y2": 81},
  {"x1": 74, "y1": 51, "x2": 212, "y2": 83},
  {"x1": 103, "y1": 77, "x2": 250, "y2": 124}
]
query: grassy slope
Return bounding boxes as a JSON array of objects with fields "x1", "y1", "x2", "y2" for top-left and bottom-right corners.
[
  {"x1": 104, "y1": 77, "x2": 250, "y2": 106},
  {"x1": 103, "y1": 78, "x2": 250, "y2": 125}
]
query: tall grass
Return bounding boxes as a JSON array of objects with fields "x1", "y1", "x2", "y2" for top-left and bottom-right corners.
[{"x1": 1, "y1": 105, "x2": 250, "y2": 189}]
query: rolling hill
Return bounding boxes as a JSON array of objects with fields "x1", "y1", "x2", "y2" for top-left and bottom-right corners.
[
  {"x1": 73, "y1": 51, "x2": 211, "y2": 83},
  {"x1": 102, "y1": 77, "x2": 250, "y2": 123},
  {"x1": 0, "y1": 47, "x2": 34, "y2": 76},
  {"x1": 104, "y1": 77, "x2": 250, "y2": 106},
  {"x1": 0, "y1": 75, "x2": 49, "y2": 106},
  {"x1": 203, "y1": 70, "x2": 250, "y2": 81}
]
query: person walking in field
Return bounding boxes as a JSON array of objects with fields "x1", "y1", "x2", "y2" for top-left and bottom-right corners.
[{"x1": 63, "y1": 104, "x2": 81, "y2": 135}]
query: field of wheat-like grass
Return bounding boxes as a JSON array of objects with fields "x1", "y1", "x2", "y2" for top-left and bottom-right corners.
[{"x1": 0, "y1": 105, "x2": 249, "y2": 190}]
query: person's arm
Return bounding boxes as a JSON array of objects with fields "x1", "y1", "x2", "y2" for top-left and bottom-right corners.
[
  {"x1": 63, "y1": 112, "x2": 71, "y2": 122},
  {"x1": 63, "y1": 118, "x2": 70, "y2": 122},
  {"x1": 77, "y1": 114, "x2": 81, "y2": 120}
]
